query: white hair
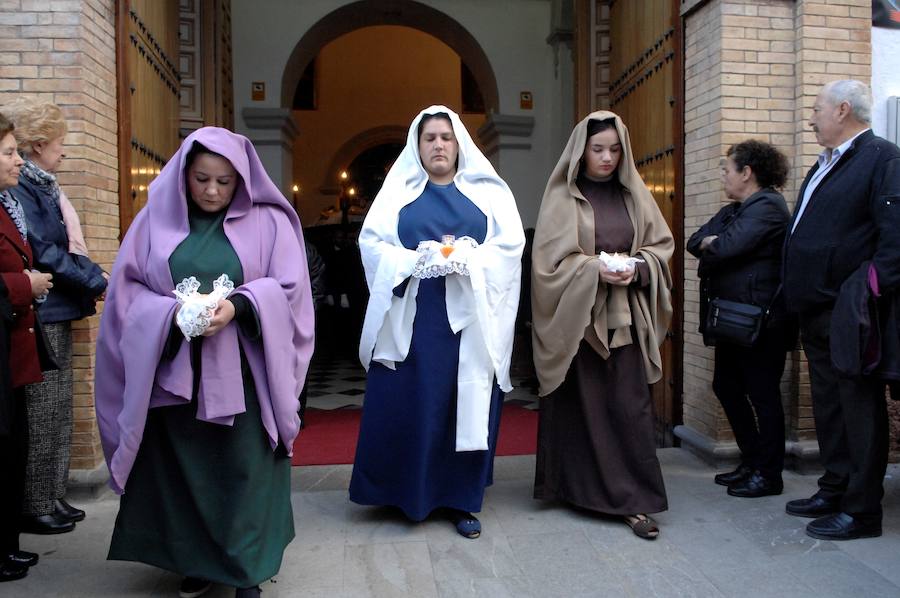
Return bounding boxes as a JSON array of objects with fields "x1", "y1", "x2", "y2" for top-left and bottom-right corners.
[{"x1": 823, "y1": 79, "x2": 872, "y2": 124}]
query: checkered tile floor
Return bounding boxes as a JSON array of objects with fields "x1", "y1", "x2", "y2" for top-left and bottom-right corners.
[{"x1": 305, "y1": 357, "x2": 540, "y2": 411}]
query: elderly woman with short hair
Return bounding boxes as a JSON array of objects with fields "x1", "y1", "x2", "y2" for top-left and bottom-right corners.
[
  {"x1": 5, "y1": 99, "x2": 107, "y2": 534},
  {"x1": 687, "y1": 139, "x2": 794, "y2": 498}
]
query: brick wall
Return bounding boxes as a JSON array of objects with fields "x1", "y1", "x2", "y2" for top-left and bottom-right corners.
[
  {"x1": 0, "y1": 0, "x2": 118, "y2": 474},
  {"x1": 683, "y1": 0, "x2": 722, "y2": 441},
  {"x1": 681, "y1": 0, "x2": 875, "y2": 454}
]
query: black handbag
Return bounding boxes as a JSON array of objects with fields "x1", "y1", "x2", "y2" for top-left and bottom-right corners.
[
  {"x1": 33, "y1": 310, "x2": 59, "y2": 372},
  {"x1": 705, "y1": 297, "x2": 766, "y2": 347}
]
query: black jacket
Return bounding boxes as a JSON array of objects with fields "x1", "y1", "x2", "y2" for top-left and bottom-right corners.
[
  {"x1": 831, "y1": 262, "x2": 900, "y2": 382},
  {"x1": 10, "y1": 176, "x2": 107, "y2": 323},
  {"x1": 783, "y1": 130, "x2": 900, "y2": 314},
  {"x1": 687, "y1": 188, "x2": 791, "y2": 338}
]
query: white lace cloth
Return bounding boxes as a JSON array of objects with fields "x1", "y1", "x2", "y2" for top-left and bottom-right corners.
[
  {"x1": 412, "y1": 236, "x2": 479, "y2": 279},
  {"x1": 172, "y1": 273, "x2": 234, "y2": 340},
  {"x1": 598, "y1": 251, "x2": 644, "y2": 272}
]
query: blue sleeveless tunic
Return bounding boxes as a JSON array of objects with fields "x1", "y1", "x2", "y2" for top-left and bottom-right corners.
[{"x1": 349, "y1": 181, "x2": 503, "y2": 520}]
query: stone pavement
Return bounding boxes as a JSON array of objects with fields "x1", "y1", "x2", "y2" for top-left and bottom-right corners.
[{"x1": 5, "y1": 450, "x2": 900, "y2": 598}]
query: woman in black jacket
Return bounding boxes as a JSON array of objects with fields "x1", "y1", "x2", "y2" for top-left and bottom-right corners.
[
  {"x1": 6, "y1": 99, "x2": 107, "y2": 533},
  {"x1": 687, "y1": 139, "x2": 794, "y2": 498}
]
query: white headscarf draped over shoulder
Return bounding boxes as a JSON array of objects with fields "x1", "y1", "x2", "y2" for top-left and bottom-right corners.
[{"x1": 358, "y1": 105, "x2": 525, "y2": 451}]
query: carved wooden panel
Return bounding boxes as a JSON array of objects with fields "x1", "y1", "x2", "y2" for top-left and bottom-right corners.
[
  {"x1": 179, "y1": 0, "x2": 203, "y2": 132},
  {"x1": 178, "y1": 0, "x2": 234, "y2": 137},
  {"x1": 215, "y1": 0, "x2": 234, "y2": 130},
  {"x1": 117, "y1": 0, "x2": 181, "y2": 235}
]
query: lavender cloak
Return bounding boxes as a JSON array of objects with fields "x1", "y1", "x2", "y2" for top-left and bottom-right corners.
[{"x1": 94, "y1": 127, "x2": 314, "y2": 494}]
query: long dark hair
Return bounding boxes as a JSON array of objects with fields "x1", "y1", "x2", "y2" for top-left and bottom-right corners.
[{"x1": 586, "y1": 118, "x2": 616, "y2": 138}]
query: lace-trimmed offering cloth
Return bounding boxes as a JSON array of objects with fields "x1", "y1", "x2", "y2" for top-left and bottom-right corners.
[
  {"x1": 413, "y1": 236, "x2": 479, "y2": 279},
  {"x1": 172, "y1": 273, "x2": 234, "y2": 340}
]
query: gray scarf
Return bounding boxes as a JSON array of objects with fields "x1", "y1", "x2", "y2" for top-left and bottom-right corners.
[
  {"x1": 0, "y1": 190, "x2": 27, "y2": 242},
  {"x1": 21, "y1": 158, "x2": 63, "y2": 220}
]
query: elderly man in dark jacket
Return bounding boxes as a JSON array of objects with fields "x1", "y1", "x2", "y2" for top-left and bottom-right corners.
[{"x1": 783, "y1": 79, "x2": 900, "y2": 541}]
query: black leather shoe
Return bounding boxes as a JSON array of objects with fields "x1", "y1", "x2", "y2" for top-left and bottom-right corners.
[
  {"x1": 785, "y1": 493, "x2": 840, "y2": 518},
  {"x1": 714, "y1": 464, "x2": 753, "y2": 487},
  {"x1": 806, "y1": 512, "x2": 881, "y2": 541},
  {"x1": 5, "y1": 551, "x2": 38, "y2": 568},
  {"x1": 0, "y1": 560, "x2": 28, "y2": 582},
  {"x1": 19, "y1": 513, "x2": 76, "y2": 535},
  {"x1": 727, "y1": 471, "x2": 783, "y2": 498},
  {"x1": 54, "y1": 499, "x2": 86, "y2": 522}
]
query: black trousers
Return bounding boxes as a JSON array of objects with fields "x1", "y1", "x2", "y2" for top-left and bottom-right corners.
[
  {"x1": 0, "y1": 389, "x2": 28, "y2": 554},
  {"x1": 712, "y1": 329, "x2": 787, "y2": 478},
  {"x1": 800, "y1": 308, "x2": 888, "y2": 520}
]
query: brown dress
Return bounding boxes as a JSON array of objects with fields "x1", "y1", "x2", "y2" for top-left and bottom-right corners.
[{"x1": 533, "y1": 176, "x2": 667, "y2": 515}]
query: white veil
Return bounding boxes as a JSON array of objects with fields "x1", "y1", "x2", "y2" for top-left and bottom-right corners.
[{"x1": 357, "y1": 105, "x2": 525, "y2": 451}]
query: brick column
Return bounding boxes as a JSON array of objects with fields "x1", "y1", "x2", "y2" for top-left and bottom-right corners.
[
  {"x1": 0, "y1": 0, "x2": 119, "y2": 489},
  {"x1": 679, "y1": 0, "x2": 724, "y2": 459},
  {"x1": 677, "y1": 0, "x2": 874, "y2": 470}
]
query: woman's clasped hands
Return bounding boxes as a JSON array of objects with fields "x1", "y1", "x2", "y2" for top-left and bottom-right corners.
[
  {"x1": 598, "y1": 260, "x2": 635, "y2": 286},
  {"x1": 597, "y1": 252, "x2": 642, "y2": 286},
  {"x1": 172, "y1": 274, "x2": 236, "y2": 340},
  {"x1": 25, "y1": 268, "x2": 53, "y2": 299},
  {"x1": 200, "y1": 298, "x2": 235, "y2": 336}
]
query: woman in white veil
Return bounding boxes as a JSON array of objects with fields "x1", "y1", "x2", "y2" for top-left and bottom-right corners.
[{"x1": 350, "y1": 106, "x2": 524, "y2": 538}]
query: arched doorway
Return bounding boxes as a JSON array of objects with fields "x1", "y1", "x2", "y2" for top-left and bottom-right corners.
[
  {"x1": 280, "y1": 0, "x2": 499, "y2": 114},
  {"x1": 321, "y1": 125, "x2": 408, "y2": 201},
  {"x1": 283, "y1": 4, "x2": 538, "y2": 466},
  {"x1": 289, "y1": 23, "x2": 491, "y2": 366},
  {"x1": 285, "y1": 20, "x2": 495, "y2": 225}
]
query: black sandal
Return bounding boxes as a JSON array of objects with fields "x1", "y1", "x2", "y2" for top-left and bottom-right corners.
[{"x1": 623, "y1": 514, "x2": 659, "y2": 540}]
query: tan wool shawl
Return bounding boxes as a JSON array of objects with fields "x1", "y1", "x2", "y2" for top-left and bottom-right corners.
[{"x1": 531, "y1": 111, "x2": 674, "y2": 396}]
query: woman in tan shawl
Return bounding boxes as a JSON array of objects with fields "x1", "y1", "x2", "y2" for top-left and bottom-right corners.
[{"x1": 531, "y1": 112, "x2": 673, "y2": 539}]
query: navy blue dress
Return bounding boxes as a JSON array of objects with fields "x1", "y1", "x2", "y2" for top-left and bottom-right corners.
[{"x1": 349, "y1": 182, "x2": 504, "y2": 521}]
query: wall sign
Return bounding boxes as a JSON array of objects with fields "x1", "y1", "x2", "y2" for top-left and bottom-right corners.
[
  {"x1": 520, "y1": 91, "x2": 533, "y2": 110},
  {"x1": 251, "y1": 81, "x2": 265, "y2": 101}
]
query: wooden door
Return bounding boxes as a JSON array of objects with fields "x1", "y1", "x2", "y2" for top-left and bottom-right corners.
[
  {"x1": 179, "y1": 0, "x2": 234, "y2": 136},
  {"x1": 116, "y1": 0, "x2": 182, "y2": 235},
  {"x1": 575, "y1": 0, "x2": 684, "y2": 446}
]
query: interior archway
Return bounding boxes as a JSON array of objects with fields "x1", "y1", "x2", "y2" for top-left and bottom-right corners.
[
  {"x1": 280, "y1": 0, "x2": 499, "y2": 114},
  {"x1": 320, "y1": 125, "x2": 407, "y2": 196}
]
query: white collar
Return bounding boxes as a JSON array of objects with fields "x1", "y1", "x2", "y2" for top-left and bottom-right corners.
[{"x1": 819, "y1": 128, "x2": 869, "y2": 166}]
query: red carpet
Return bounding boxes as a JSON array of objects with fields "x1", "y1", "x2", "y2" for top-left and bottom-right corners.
[{"x1": 292, "y1": 404, "x2": 538, "y2": 466}]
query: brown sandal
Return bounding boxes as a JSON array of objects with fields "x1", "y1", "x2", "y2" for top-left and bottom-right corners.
[{"x1": 623, "y1": 514, "x2": 659, "y2": 540}]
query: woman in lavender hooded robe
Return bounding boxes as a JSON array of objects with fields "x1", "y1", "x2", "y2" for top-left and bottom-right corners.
[{"x1": 94, "y1": 127, "x2": 314, "y2": 598}]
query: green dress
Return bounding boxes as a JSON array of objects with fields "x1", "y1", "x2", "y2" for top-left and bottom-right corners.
[{"x1": 108, "y1": 203, "x2": 294, "y2": 588}]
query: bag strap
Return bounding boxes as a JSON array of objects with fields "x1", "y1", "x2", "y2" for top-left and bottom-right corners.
[{"x1": 764, "y1": 283, "x2": 784, "y2": 318}]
